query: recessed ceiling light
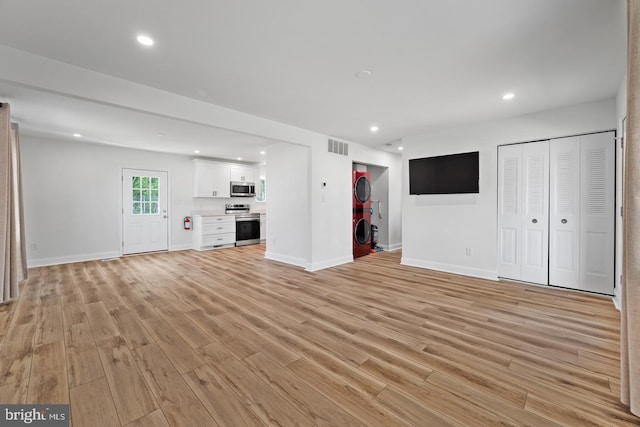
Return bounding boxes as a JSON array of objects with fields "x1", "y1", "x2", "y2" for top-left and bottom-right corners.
[
  {"x1": 370, "y1": 125, "x2": 379, "y2": 132},
  {"x1": 398, "y1": 146, "x2": 404, "y2": 151},
  {"x1": 260, "y1": 151, "x2": 266, "y2": 155},
  {"x1": 355, "y1": 70, "x2": 372, "y2": 79},
  {"x1": 194, "y1": 150, "x2": 200, "y2": 154},
  {"x1": 136, "y1": 34, "x2": 154, "y2": 46},
  {"x1": 237, "y1": 157, "x2": 242, "y2": 161},
  {"x1": 73, "y1": 133, "x2": 82, "y2": 138},
  {"x1": 502, "y1": 92, "x2": 515, "y2": 100}
]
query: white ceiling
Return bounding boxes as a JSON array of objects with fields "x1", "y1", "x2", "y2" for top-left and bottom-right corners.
[{"x1": 0, "y1": 0, "x2": 626, "y2": 162}]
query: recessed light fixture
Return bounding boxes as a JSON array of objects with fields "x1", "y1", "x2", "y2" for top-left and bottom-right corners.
[
  {"x1": 260, "y1": 151, "x2": 266, "y2": 155},
  {"x1": 136, "y1": 34, "x2": 154, "y2": 46},
  {"x1": 370, "y1": 125, "x2": 379, "y2": 132},
  {"x1": 398, "y1": 146, "x2": 404, "y2": 151},
  {"x1": 194, "y1": 150, "x2": 200, "y2": 154},
  {"x1": 502, "y1": 92, "x2": 515, "y2": 101},
  {"x1": 355, "y1": 70, "x2": 372, "y2": 79},
  {"x1": 73, "y1": 133, "x2": 82, "y2": 138},
  {"x1": 237, "y1": 157, "x2": 242, "y2": 161}
]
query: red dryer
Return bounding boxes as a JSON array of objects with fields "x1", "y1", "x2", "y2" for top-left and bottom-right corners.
[{"x1": 353, "y1": 171, "x2": 372, "y2": 258}]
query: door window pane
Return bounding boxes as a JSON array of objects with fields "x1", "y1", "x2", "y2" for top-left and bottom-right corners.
[{"x1": 131, "y1": 175, "x2": 161, "y2": 216}]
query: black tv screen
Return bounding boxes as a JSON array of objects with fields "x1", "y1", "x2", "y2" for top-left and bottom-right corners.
[{"x1": 409, "y1": 151, "x2": 479, "y2": 195}]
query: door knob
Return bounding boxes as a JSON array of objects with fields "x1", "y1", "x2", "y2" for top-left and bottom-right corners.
[
  {"x1": 163, "y1": 215, "x2": 168, "y2": 219},
  {"x1": 561, "y1": 219, "x2": 568, "y2": 224},
  {"x1": 531, "y1": 219, "x2": 538, "y2": 224}
]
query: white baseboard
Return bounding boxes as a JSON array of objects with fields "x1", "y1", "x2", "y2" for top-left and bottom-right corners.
[
  {"x1": 307, "y1": 256, "x2": 353, "y2": 272},
  {"x1": 28, "y1": 251, "x2": 122, "y2": 268},
  {"x1": 381, "y1": 243, "x2": 402, "y2": 252},
  {"x1": 170, "y1": 243, "x2": 194, "y2": 251},
  {"x1": 264, "y1": 251, "x2": 309, "y2": 269},
  {"x1": 612, "y1": 294, "x2": 621, "y2": 311},
  {"x1": 400, "y1": 257, "x2": 498, "y2": 281}
]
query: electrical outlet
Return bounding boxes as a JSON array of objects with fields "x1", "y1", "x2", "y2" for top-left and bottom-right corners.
[{"x1": 465, "y1": 248, "x2": 472, "y2": 256}]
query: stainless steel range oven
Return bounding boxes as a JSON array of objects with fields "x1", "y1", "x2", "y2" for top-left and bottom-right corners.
[{"x1": 225, "y1": 204, "x2": 260, "y2": 246}]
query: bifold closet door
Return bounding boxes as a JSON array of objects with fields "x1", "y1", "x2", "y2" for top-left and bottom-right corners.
[
  {"x1": 549, "y1": 132, "x2": 615, "y2": 293},
  {"x1": 579, "y1": 132, "x2": 615, "y2": 293},
  {"x1": 549, "y1": 137, "x2": 581, "y2": 289},
  {"x1": 497, "y1": 140, "x2": 549, "y2": 284}
]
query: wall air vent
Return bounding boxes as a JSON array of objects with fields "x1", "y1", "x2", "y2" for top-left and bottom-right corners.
[{"x1": 328, "y1": 138, "x2": 349, "y2": 156}]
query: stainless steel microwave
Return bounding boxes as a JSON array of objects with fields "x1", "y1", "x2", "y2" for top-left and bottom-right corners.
[{"x1": 230, "y1": 181, "x2": 256, "y2": 197}]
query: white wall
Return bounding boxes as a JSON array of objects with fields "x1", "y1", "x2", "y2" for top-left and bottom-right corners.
[
  {"x1": 21, "y1": 135, "x2": 260, "y2": 266},
  {"x1": 264, "y1": 142, "x2": 311, "y2": 268},
  {"x1": 401, "y1": 98, "x2": 617, "y2": 280}
]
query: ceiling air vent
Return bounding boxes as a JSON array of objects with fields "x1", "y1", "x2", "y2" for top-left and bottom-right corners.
[{"x1": 328, "y1": 138, "x2": 349, "y2": 156}]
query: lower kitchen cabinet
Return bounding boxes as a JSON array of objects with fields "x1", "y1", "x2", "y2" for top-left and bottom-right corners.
[{"x1": 193, "y1": 215, "x2": 235, "y2": 250}]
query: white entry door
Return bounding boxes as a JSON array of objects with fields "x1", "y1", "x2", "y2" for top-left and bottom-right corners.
[{"x1": 122, "y1": 169, "x2": 169, "y2": 255}]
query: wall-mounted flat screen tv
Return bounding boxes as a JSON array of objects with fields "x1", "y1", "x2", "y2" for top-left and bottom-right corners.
[{"x1": 409, "y1": 151, "x2": 479, "y2": 195}]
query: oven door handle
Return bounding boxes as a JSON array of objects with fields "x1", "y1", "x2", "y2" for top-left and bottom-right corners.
[{"x1": 236, "y1": 217, "x2": 260, "y2": 222}]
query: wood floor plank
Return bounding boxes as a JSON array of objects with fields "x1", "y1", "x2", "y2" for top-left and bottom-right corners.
[
  {"x1": 134, "y1": 343, "x2": 217, "y2": 427},
  {"x1": 3, "y1": 246, "x2": 634, "y2": 426},
  {"x1": 0, "y1": 322, "x2": 35, "y2": 387},
  {"x1": 140, "y1": 317, "x2": 205, "y2": 374},
  {"x1": 183, "y1": 365, "x2": 267, "y2": 427},
  {"x1": 70, "y1": 378, "x2": 120, "y2": 427},
  {"x1": 65, "y1": 322, "x2": 104, "y2": 388},
  {"x1": 85, "y1": 301, "x2": 120, "y2": 342},
  {"x1": 287, "y1": 356, "x2": 406, "y2": 426},
  {"x1": 124, "y1": 409, "x2": 170, "y2": 427},
  {"x1": 109, "y1": 306, "x2": 154, "y2": 349},
  {"x1": 208, "y1": 356, "x2": 315, "y2": 427},
  {"x1": 27, "y1": 340, "x2": 68, "y2": 404},
  {"x1": 34, "y1": 303, "x2": 64, "y2": 347},
  {"x1": 244, "y1": 351, "x2": 367, "y2": 427},
  {"x1": 95, "y1": 336, "x2": 158, "y2": 425}
]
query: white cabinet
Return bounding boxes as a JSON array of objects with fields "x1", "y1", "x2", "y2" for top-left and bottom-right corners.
[
  {"x1": 229, "y1": 164, "x2": 255, "y2": 183},
  {"x1": 193, "y1": 215, "x2": 236, "y2": 250},
  {"x1": 193, "y1": 160, "x2": 230, "y2": 198},
  {"x1": 260, "y1": 214, "x2": 266, "y2": 241},
  {"x1": 497, "y1": 131, "x2": 615, "y2": 294}
]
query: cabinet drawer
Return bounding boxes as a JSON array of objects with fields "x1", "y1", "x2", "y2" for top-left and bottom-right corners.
[
  {"x1": 202, "y1": 222, "x2": 235, "y2": 235},
  {"x1": 201, "y1": 215, "x2": 234, "y2": 225},
  {"x1": 202, "y1": 232, "x2": 235, "y2": 247}
]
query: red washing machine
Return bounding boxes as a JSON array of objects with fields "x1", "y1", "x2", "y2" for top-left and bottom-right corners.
[
  {"x1": 353, "y1": 171, "x2": 372, "y2": 210},
  {"x1": 353, "y1": 212, "x2": 371, "y2": 258},
  {"x1": 353, "y1": 171, "x2": 372, "y2": 258}
]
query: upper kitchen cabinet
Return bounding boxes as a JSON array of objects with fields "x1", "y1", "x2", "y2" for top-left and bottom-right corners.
[
  {"x1": 229, "y1": 164, "x2": 255, "y2": 183},
  {"x1": 193, "y1": 160, "x2": 230, "y2": 198}
]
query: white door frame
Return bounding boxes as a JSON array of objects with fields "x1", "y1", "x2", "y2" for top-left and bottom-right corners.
[{"x1": 121, "y1": 168, "x2": 170, "y2": 255}]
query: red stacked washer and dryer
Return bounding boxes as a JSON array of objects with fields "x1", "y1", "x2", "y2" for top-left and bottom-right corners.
[{"x1": 353, "y1": 171, "x2": 372, "y2": 258}]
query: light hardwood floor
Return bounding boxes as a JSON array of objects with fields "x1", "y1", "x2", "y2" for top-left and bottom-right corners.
[{"x1": 0, "y1": 245, "x2": 638, "y2": 426}]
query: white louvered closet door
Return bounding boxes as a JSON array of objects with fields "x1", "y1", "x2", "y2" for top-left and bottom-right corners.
[
  {"x1": 497, "y1": 141, "x2": 549, "y2": 284},
  {"x1": 579, "y1": 133, "x2": 615, "y2": 294},
  {"x1": 497, "y1": 144, "x2": 522, "y2": 281},
  {"x1": 549, "y1": 136, "x2": 581, "y2": 289},
  {"x1": 520, "y1": 141, "x2": 550, "y2": 284}
]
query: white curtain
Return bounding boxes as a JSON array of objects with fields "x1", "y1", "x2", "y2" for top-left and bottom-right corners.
[
  {"x1": 621, "y1": 0, "x2": 640, "y2": 417},
  {"x1": 0, "y1": 102, "x2": 27, "y2": 304}
]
